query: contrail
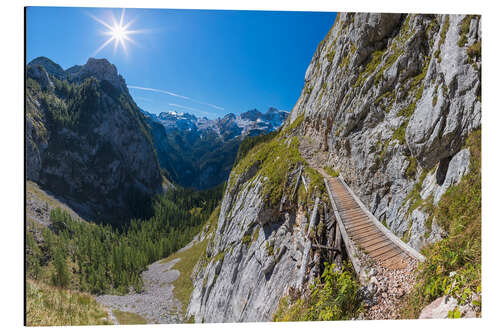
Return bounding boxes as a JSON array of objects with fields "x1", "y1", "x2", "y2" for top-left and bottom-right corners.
[{"x1": 128, "y1": 85, "x2": 224, "y2": 111}]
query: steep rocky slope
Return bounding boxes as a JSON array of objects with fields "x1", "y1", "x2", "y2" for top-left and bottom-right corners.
[
  {"x1": 142, "y1": 108, "x2": 289, "y2": 189},
  {"x1": 26, "y1": 57, "x2": 165, "y2": 225},
  {"x1": 289, "y1": 13, "x2": 480, "y2": 250},
  {"x1": 184, "y1": 13, "x2": 481, "y2": 322}
]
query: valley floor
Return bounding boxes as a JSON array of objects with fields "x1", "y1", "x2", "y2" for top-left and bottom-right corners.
[{"x1": 95, "y1": 258, "x2": 184, "y2": 324}]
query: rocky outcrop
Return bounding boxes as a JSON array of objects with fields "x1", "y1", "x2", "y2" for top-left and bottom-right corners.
[
  {"x1": 187, "y1": 170, "x2": 316, "y2": 322},
  {"x1": 26, "y1": 57, "x2": 164, "y2": 225},
  {"x1": 67, "y1": 58, "x2": 127, "y2": 91},
  {"x1": 289, "y1": 13, "x2": 481, "y2": 250}
]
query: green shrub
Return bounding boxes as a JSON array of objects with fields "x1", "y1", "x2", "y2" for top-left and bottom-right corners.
[
  {"x1": 324, "y1": 166, "x2": 339, "y2": 178},
  {"x1": 405, "y1": 156, "x2": 418, "y2": 179},
  {"x1": 273, "y1": 262, "x2": 363, "y2": 321},
  {"x1": 112, "y1": 310, "x2": 147, "y2": 325},
  {"x1": 230, "y1": 134, "x2": 305, "y2": 206},
  {"x1": 242, "y1": 234, "x2": 252, "y2": 245},
  {"x1": 466, "y1": 41, "x2": 481, "y2": 63},
  {"x1": 435, "y1": 16, "x2": 450, "y2": 63},
  {"x1": 458, "y1": 15, "x2": 474, "y2": 47},
  {"x1": 234, "y1": 131, "x2": 278, "y2": 166}
]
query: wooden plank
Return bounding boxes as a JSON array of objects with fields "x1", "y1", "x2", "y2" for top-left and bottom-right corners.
[
  {"x1": 358, "y1": 237, "x2": 389, "y2": 248},
  {"x1": 322, "y1": 171, "x2": 425, "y2": 275},
  {"x1": 384, "y1": 254, "x2": 408, "y2": 269},
  {"x1": 340, "y1": 209, "x2": 365, "y2": 216},
  {"x1": 363, "y1": 239, "x2": 392, "y2": 252},
  {"x1": 350, "y1": 227, "x2": 381, "y2": 239},
  {"x1": 357, "y1": 236, "x2": 390, "y2": 249},
  {"x1": 345, "y1": 217, "x2": 372, "y2": 226},
  {"x1": 352, "y1": 230, "x2": 384, "y2": 242},
  {"x1": 344, "y1": 218, "x2": 372, "y2": 227},
  {"x1": 292, "y1": 165, "x2": 303, "y2": 199},
  {"x1": 341, "y1": 213, "x2": 366, "y2": 221},
  {"x1": 369, "y1": 244, "x2": 399, "y2": 258},
  {"x1": 347, "y1": 223, "x2": 373, "y2": 233},
  {"x1": 375, "y1": 249, "x2": 403, "y2": 262},
  {"x1": 302, "y1": 174, "x2": 308, "y2": 193},
  {"x1": 307, "y1": 197, "x2": 320, "y2": 236}
]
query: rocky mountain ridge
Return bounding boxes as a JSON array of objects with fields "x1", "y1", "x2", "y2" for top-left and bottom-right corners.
[
  {"x1": 143, "y1": 107, "x2": 288, "y2": 140},
  {"x1": 26, "y1": 56, "x2": 165, "y2": 225}
]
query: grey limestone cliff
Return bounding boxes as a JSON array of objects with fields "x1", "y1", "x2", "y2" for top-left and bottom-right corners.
[
  {"x1": 289, "y1": 13, "x2": 480, "y2": 250},
  {"x1": 26, "y1": 57, "x2": 164, "y2": 225}
]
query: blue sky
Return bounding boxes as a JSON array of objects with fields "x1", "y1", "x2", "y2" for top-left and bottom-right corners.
[{"x1": 26, "y1": 7, "x2": 336, "y2": 119}]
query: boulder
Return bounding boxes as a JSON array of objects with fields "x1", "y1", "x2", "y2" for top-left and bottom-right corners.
[{"x1": 419, "y1": 296, "x2": 458, "y2": 319}]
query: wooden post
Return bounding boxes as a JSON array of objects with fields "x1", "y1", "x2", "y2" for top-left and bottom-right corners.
[
  {"x1": 292, "y1": 165, "x2": 303, "y2": 199},
  {"x1": 334, "y1": 222, "x2": 343, "y2": 270}
]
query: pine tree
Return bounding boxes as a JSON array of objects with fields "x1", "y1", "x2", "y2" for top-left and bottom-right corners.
[{"x1": 52, "y1": 247, "x2": 70, "y2": 287}]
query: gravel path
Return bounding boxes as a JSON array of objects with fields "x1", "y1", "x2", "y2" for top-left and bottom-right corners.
[
  {"x1": 363, "y1": 258, "x2": 418, "y2": 320},
  {"x1": 96, "y1": 258, "x2": 184, "y2": 324}
]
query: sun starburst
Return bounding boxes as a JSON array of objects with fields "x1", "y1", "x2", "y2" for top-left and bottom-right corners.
[{"x1": 90, "y1": 9, "x2": 143, "y2": 56}]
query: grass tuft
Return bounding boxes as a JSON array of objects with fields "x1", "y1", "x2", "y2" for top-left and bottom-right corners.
[{"x1": 112, "y1": 310, "x2": 147, "y2": 325}]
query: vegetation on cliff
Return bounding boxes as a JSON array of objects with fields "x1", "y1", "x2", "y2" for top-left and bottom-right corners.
[
  {"x1": 402, "y1": 130, "x2": 481, "y2": 318},
  {"x1": 231, "y1": 133, "x2": 304, "y2": 206},
  {"x1": 273, "y1": 263, "x2": 363, "y2": 321}
]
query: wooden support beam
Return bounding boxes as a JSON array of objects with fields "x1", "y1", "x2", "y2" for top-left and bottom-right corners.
[
  {"x1": 292, "y1": 165, "x2": 303, "y2": 199},
  {"x1": 312, "y1": 243, "x2": 339, "y2": 251},
  {"x1": 302, "y1": 174, "x2": 308, "y2": 193}
]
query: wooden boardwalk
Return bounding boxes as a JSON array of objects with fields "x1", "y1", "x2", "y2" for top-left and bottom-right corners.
[{"x1": 323, "y1": 172, "x2": 425, "y2": 271}]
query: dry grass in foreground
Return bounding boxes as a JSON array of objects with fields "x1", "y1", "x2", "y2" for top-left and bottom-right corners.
[
  {"x1": 26, "y1": 279, "x2": 111, "y2": 326},
  {"x1": 112, "y1": 309, "x2": 147, "y2": 325}
]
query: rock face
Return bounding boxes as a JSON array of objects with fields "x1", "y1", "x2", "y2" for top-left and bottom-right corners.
[
  {"x1": 187, "y1": 172, "x2": 312, "y2": 322},
  {"x1": 289, "y1": 13, "x2": 481, "y2": 250},
  {"x1": 142, "y1": 107, "x2": 289, "y2": 189},
  {"x1": 186, "y1": 13, "x2": 481, "y2": 323},
  {"x1": 26, "y1": 57, "x2": 164, "y2": 225}
]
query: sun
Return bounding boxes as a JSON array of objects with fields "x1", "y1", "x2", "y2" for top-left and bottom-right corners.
[
  {"x1": 90, "y1": 9, "x2": 143, "y2": 56},
  {"x1": 111, "y1": 24, "x2": 127, "y2": 42}
]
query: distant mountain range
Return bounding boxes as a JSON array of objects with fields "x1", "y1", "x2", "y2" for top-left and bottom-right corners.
[
  {"x1": 142, "y1": 108, "x2": 288, "y2": 140},
  {"x1": 141, "y1": 108, "x2": 289, "y2": 189}
]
